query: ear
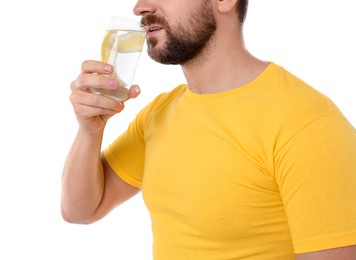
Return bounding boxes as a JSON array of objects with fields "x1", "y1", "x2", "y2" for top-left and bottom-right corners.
[{"x1": 217, "y1": 0, "x2": 237, "y2": 13}]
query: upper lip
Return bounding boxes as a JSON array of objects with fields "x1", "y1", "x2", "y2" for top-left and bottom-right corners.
[{"x1": 146, "y1": 24, "x2": 163, "y2": 32}]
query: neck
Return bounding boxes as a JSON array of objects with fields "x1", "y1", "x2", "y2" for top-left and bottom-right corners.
[{"x1": 181, "y1": 25, "x2": 268, "y2": 94}]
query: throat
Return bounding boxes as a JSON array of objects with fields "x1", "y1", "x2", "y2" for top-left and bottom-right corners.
[{"x1": 182, "y1": 56, "x2": 268, "y2": 95}]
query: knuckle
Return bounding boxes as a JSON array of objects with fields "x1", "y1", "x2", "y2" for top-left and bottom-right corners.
[
  {"x1": 69, "y1": 92, "x2": 76, "y2": 104},
  {"x1": 81, "y1": 60, "x2": 90, "y2": 71},
  {"x1": 98, "y1": 75, "x2": 110, "y2": 86},
  {"x1": 70, "y1": 80, "x2": 76, "y2": 91},
  {"x1": 75, "y1": 74, "x2": 90, "y2": 90}
]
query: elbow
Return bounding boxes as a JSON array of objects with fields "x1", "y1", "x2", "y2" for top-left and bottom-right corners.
[
  {"x1": 61, "y1": 208, "x2": 77, "y2": 224},
  {"x1": 61, "y1": 206, "x2": 97, "y2": 225}
]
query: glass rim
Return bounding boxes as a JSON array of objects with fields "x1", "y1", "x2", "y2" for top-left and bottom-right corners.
[{"x1": 106, "y1": 16, "x2": 145, "y2": 31}]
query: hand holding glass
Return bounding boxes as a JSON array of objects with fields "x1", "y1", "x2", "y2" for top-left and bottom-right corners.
[{"x1": 91, "y1": 17, "x2": 146, "y2": 101}]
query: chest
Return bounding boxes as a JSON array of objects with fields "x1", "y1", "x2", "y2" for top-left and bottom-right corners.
[{"x1": 141, "y1": 103, "x2": 285, "y2": 238}]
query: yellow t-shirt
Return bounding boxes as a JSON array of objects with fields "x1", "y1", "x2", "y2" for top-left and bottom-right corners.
[{"x1": 104, "y1": 63, "x2": 356, "y2": 259}]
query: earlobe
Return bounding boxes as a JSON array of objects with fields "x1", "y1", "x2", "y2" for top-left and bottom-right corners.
[{"x1": 217, "y1": 0, "x2": 238, "y2": 13}]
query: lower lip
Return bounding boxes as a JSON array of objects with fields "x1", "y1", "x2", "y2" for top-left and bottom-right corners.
[{"x1": 147, "y1": 28, "x2": 163, "y2": 37}]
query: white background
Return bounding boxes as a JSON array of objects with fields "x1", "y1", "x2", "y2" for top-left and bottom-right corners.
[{"x1": 0, "y1": 1, "x2": 355, "y2": 259}]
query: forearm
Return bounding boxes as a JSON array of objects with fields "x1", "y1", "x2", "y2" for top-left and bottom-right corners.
[
  {"x1": 296, "y1": 245, "x2": 356, "y2": 259},
  {"x1": 61, "y1": 127, "x2": 105, "y2": 224}
]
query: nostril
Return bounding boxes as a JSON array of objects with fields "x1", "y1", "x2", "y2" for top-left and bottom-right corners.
[
  {"x1": 133, "y1": 1, "x2": 156, "y2": 16},
  {"x1": 140, "y1": 10, "x2": 152, "y2": 17}
]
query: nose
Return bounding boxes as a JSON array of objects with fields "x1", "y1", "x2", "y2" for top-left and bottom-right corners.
[{"x1": 133, "y1": 0, "x2": 156, "y2": 16}]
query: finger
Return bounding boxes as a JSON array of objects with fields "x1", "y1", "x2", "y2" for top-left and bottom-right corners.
[
  {"x1": 71, "y1": 73, "x2": 118, "y2": 91},
  {"x1": 80, "y1": 60, "x2": 114, "y2": 75},
  {"x1": 74, "y1": 103, "x2": 122, "y2": 124},
  {"x1": 71, "y1": 91, "x2": 124, "y2": 112},
  {"x1": 71, "y1": 96, "x2": 124, "y2": 123}
]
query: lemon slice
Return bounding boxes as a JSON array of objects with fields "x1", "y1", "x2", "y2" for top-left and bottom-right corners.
[
  {"x1": 117, "y1": 31, "x2": 146, "y2": 53},
  {"x1": 101, "y1": 30, "x2": 118, "y2": 62},
  {"x1": 101, "y1": 30, "x2": 145, "y2": 61}
]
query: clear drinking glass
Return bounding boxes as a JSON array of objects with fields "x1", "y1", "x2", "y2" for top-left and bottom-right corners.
[{"x1": 91, "y1": 16, "x2": 146, "y2": 101}]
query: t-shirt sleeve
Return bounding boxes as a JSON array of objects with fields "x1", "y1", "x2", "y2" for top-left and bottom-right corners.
[
  {"x1": 275, "y1": 113, "x2": 356, "y2": 253},
  {"x1": 103, "y1": 91, "x2": 171, "y2": 188},
  {"x1": 103, "y1": 106, "x2": 149, "y2": 189}
]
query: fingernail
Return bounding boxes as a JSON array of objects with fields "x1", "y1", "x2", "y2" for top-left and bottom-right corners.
[
  {"x1": 110, "y1": 79, "x2": 118, "y2": 88},
  {"x1": 104, "y1": 64, "x2": 112, "y2": 72},
  {"x1": 116, "y1": 102, "x2": 124, "y2": 110},
  {"x1": 134, "y1": 85, "x2": 140, "y2": 93}
]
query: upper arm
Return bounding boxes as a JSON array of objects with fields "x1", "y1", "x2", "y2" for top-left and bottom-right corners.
[
  {"x1": 92, "y1": 154, "x2": 140, "y2": 220},
  {"x1": 296, "y1": 245, "x2": 356, "y2": 259},
  {"x1": 275, "y1": 114, "x2": 356, "y2": 253},
  {"x1": 92, "y1": 104, "x2": 151, "y2": 220}
]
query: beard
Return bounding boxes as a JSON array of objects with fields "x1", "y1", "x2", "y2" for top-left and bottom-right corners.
[{"x1": 141, "y1": 1, "x2": 216, "y2": 65}]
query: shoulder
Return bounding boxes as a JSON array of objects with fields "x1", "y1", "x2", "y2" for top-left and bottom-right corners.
[
  {"x1": 270, "y1": 63, "x2": 340, "y2": 116},
  {"x1": 252, "y1": 63, "x2": 354, "y2": 154},
  {"x1": 264, "y1": 63, "x2": 344, "y2": 130},
  {"x1": 135, "y1": 84, "x2": 186, "y2": 126},
  {"x1": 148, "y1": 84, "x2": 186, "y2": 112}
]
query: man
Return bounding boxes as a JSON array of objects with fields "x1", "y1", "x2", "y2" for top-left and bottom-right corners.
[{"x1": 61, "y1": 0, "x2": 356, "y2": 259}]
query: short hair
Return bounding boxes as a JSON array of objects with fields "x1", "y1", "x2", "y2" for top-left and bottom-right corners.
[{"x1": 236, "y1": 0, "x2": 248, "y2": 23}]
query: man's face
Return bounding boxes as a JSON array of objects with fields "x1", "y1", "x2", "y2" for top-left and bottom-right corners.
[{"x1": 141, "y1": 0, "x2": 216, "y2": 65}]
